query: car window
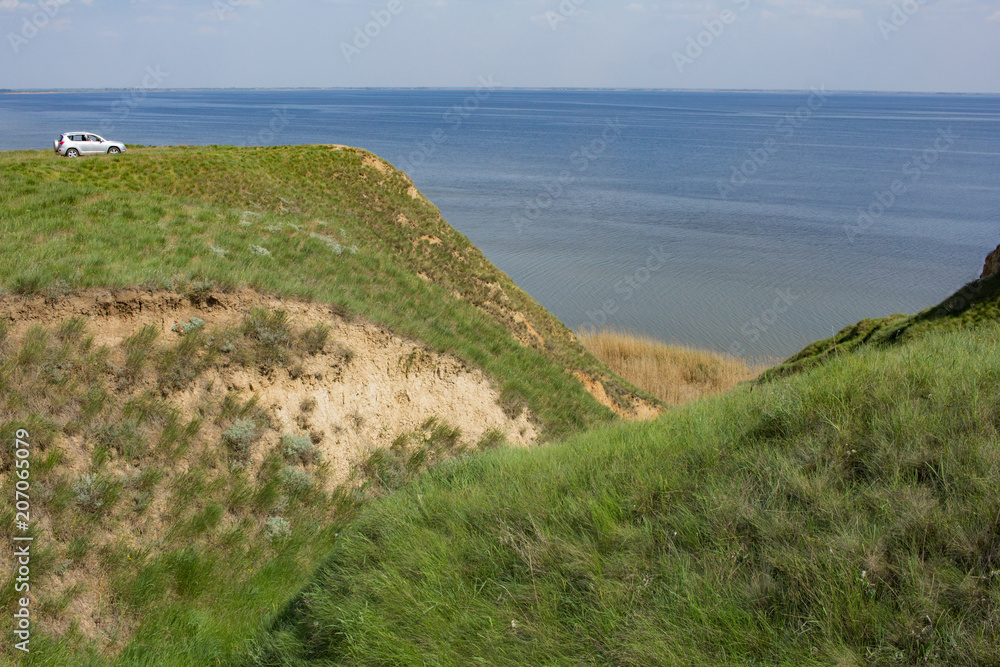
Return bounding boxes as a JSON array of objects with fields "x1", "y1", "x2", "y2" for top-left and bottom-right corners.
[
  {"x1": 76, "y1": 135, "x2": 88, "y2": 141},
  {"x1": 88, "y1": 135, "x2": 101, "y2": 142}
]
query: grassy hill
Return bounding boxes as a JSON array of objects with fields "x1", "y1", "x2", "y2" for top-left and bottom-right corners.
[
  {"x1": 0, "y1": 145, "x2": 657, "y2": 433},
  {"x1": 248, "y1": 321, "x2": 1000, "y2": 666},
  {"x1": 0, "y1": 146, "x2": 658, "y2": 666}
]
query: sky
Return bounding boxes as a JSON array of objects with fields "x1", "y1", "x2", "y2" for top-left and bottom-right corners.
[{"x1": 1, "y1": 0, "x2": 998, "y2": 92}]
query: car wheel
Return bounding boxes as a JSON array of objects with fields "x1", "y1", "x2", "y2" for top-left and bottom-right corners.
[
  {"x1": 108, "y1": 147, "x2": 120, "y2": 154},
  {"x1": 65, "y1": 148, "x2": 79, "y2": 158}
]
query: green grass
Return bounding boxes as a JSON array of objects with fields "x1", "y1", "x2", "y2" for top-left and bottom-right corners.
[
  {"x1": 0, "y1": 147, "x2": 655, "y2": 437},
  {"x1": 246, "y1": 323, "x2": 1000, "y2": 666}
]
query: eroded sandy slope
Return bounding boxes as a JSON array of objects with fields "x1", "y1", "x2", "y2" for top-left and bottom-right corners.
[{"x1": 1, "y1": 287, "x2": 537, "y2": 484}]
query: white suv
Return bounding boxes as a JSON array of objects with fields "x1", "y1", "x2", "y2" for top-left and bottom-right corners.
[{"x1": 54, "y1": 132, "x2": 127, "y2": 158}]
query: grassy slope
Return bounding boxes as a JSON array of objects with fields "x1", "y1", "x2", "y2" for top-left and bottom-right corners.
[
  {"x1": 0, "y1": 146, "x2": 656, "y2": 667},
  {"x1": 0, "y1": 146, "x2": 654, "y2": 438},
  {"x1": 249, "y1": 323, "x2": 1000, "y2": 666},
  {"x1": 760, "y1": 271, "x2": 1000, "y2": 382}
]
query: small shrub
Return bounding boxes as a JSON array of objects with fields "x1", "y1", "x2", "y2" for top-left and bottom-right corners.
[
  {"x1": 223, "y1": 418, "x2": 263, "y2": 459},
  {"x1": 283, "y1": 432, "x2": 320, "y2": 464},
  {"x1": 280, "y1": 466, "x2": 314, "y2": 497},
  {"x1": 339, "y1": 347, "x2": 355, "y2": 365},
  {"x1": 39, "y1": 357, "x2": 73, "y2": 385},
  {"x1": 171, "y1": 317, "x2": 206, "y2": 335},
  {"x1": 72, "y1": 473, "x2": 114, "y2": 514},
  {"x1": 133, "y1": 490, "x2": 152, "y2": 514},
  {"x1": 270, "y1": 494, "x2": 289, "y2": 515},
  {"x1": 264, "y1": 516, "x2": 291, "y2": 543},
  {"x1": 242, "y1": 309, "x2": 290, "y2": 347},
  {"x1": 240, "y1": 308, "x2": 291, "y2": 366},
  {"x1": 45, "y1": 278, "x2": 73, "y2": 299},
  {"x1": 310, "y1": 233, "x2": 359, "y2": 255}
]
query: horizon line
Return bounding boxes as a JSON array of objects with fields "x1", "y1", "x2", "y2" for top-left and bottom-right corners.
[{"x1": 2, "y1": 86, "x2": 998, "y2": 96}]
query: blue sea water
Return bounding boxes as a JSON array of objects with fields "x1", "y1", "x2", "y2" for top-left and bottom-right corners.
[{"x1": 2, "y1": 89, "x2": 998, "y2": 358}]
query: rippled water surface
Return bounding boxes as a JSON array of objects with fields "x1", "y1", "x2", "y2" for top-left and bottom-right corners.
[{"x1": 3, "y1": 89, "x2": 998, "y2": 358}]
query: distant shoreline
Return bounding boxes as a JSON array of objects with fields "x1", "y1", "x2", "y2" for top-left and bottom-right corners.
[{"x1": 2, "y1": 87, "x2": 998, "y2": 96}]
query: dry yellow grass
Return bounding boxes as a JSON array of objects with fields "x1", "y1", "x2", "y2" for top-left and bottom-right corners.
[{"x1": 578, "y1": 328, "x2": 770, "y2": 407}]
